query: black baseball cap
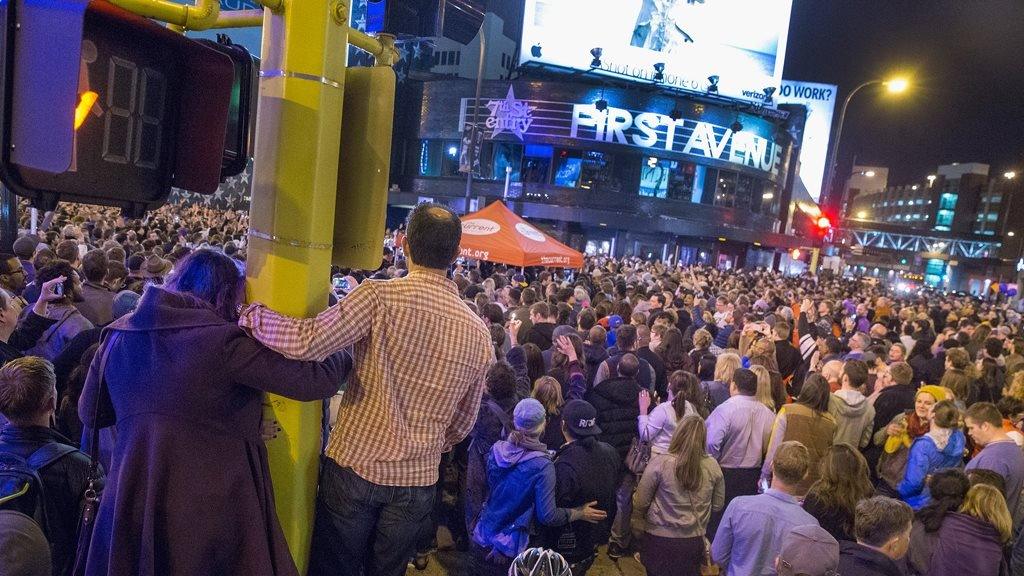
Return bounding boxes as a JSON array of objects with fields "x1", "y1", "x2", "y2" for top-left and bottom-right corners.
[{"x1": 562, "y1": 400, "x2": 602, "y2": 437}]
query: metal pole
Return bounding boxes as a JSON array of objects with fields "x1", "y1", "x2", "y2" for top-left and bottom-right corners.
[
  {"x1": 246, "y1": 1, "x2": 347, "y2": 570},
  {"x1": 30, "y1": 207, "x2": 37, "y2": 236},
  {"x1": 825, "y1": 80, "x2": 879, "y2": 214},
  {"x1": 464, "y1": 20, "x2": 487, "y2": 212},
  {"x1": 502, "y1": 165, "x2": 511, "y2": 200}
]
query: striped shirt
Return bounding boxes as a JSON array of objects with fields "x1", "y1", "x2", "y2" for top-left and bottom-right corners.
[{"x1": 239, "y1": 270, "x2": 494, "y2": 486}]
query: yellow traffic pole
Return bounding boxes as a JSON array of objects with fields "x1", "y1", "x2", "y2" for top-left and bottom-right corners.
[{"x1": 245, "y1": 0, "x2": 347, "y2": 571}]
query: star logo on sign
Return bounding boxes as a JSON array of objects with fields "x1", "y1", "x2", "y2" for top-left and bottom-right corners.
[{"x1": 485, "y1": 86, "x2": 536, "y2": 140}]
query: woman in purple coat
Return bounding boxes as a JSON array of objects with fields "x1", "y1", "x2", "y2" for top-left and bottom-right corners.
[{"x1": 79, "y1": 250, "x2": 350, "y2": 576}]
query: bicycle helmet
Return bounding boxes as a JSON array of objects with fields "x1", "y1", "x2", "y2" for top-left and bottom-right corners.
[{"x1": 508, "y1": 547, "x2": 571, "y2": 576}]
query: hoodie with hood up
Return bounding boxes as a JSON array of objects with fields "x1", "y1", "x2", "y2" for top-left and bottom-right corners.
[
  {"x1": 828, "y1": 389, "x2": 876, "y2": 449},
  {"x1": 472, "y1": 436, "x2": 573, "y2": 558},
  {"x1": 924, "y1": 512, "x2": 1006, "y2": 576}
]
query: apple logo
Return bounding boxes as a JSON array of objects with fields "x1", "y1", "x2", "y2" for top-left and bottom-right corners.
[{"x1": 531, "y1": 44, "x2": 542, "y2": 58}]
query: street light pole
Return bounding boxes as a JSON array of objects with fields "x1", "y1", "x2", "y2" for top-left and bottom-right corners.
[
  {"x1": 464, "y1": 20, "x2": 487, "y2": 213},
  {"x1": 824, "y1": 79, "x2": 881, "y2": 213}
]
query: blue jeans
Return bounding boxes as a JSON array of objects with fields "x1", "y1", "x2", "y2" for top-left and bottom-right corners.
[{"x1": 308, "y1": 458, "x2": 435, "y2": 576}]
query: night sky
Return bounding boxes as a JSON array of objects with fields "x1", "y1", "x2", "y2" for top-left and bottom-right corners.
[{"x1": 784, "y1": 0, "x2": 1024, "y2": 185}]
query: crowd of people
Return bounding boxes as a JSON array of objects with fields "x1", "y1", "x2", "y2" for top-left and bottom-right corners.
[{"x1": 1, "y1": 198, "x2": 1024, "y2": 576}]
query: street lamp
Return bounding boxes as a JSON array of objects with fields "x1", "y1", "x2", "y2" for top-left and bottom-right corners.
[
  {"x1": 825, "y1": 76, "x2": 910, "y2": 216},
  {"x1": 1006, "y1": 171, "x2": 1017, "y2": 180}
]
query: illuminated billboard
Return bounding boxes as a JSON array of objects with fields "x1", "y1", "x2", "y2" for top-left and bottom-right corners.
[
  {"x1": 777, "y1": 80, "x2": 838, "y2": 203},
  {"x1": 519, "y1": 0, "x2": 794, "y2": 104}
]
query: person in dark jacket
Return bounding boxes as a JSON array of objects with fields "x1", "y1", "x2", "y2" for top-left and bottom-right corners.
[
  {"x1": 543, "y1": 400, "x2": 619, "y2": 575},
  {"x1": 773, "y1": 321, "x2": 802, "y2": 383},
  {"x1": 0, "y1": 356, "x2": 99, "y2": 576},
  {"x1": 523, "y1": 302, "x2": 557, "y2": 351},
  {"x1": 465, "y1": 361, "x2": 519, "y2": 537},
  {"x1": 471, "y1": 399, "x2": 606, "y2": 576},
  {"x1": 586, "y1": 353, "x2": 643, "y2": 558},
  {"x1": 906, "y1": 468, "x2": 970, "y2": 576},
  {"x1": 838, "y1": 496, "x2": 913, "y2": 576},
  {"x1": 582, "y1": 326, "x2": 609, "y2": 389},
  {"x1": 79, "y1": 250, "x2": 351, "y2": 576}
]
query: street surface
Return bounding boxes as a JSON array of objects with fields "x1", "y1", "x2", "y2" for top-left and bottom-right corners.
[{"x1": 405, "y1": 528, "x2": 645, "y2": 575}]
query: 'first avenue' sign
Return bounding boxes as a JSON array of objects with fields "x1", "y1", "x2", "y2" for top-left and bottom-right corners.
[{"x1": 461, "y1": 86, "x2": 786, "y2": 178}]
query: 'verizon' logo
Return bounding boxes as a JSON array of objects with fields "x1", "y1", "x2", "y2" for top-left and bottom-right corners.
[{"x1": 462, "y1": 218, "x2": 501, "y2": 235}]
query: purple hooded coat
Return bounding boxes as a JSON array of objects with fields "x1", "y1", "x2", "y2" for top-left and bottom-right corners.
[
  {"x1": 924, "y1": 512, "x2": 1006, "y2": 576},
  {"x1": 79, "y1": 288, "x2": 350, "y2": 575}
]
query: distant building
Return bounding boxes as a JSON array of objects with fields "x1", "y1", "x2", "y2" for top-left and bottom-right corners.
[
  {"x1": 847, "y1": 162, "x2": 989, "y2": 235},
  {"x1": 842, "y1": 165, "x2": 887, "y2": 217}
]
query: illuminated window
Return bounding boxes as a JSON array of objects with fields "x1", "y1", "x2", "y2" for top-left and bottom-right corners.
[
  {"x1": 521, "y1": 144, "x2": 552, "y2": 184},
  {"x1": 553, "y1": 149, "x2": 582, "y2": 188}
]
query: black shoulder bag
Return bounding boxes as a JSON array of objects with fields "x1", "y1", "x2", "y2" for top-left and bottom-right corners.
[{"x1": 71, "y1": 332, "x2": 118, "y2": 576}]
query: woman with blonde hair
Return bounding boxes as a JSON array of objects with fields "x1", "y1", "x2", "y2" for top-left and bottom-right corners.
[
  {"x1": 701, "y1": 352, "x2": 740, "y2": 411},
  {"x1": 923, "y1": 483, "x2": 1011, "y2": 576},
  {"x1": 634, "y1": 415, "x2": 725, "y2": 576},
  {"x1": 749, "y1": 365, "x2": 776, "y2": 413},
  {"x1": 532, "y1": 376, "x2": 565, "y2": 451}
]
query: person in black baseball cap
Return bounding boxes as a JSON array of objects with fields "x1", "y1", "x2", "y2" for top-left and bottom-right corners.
[{"x1": 542, "y1": 400, "x2": 619, "y2": 573}]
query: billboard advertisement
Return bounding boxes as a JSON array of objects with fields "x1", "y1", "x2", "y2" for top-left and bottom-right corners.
[
  {"x1": 519, "y1": 0, "x2": 794, "y2": 104},
  {"x1": 776, "y1": 80, "x2": 838, "y2": 203}
]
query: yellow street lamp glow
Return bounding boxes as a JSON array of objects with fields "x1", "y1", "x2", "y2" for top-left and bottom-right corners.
[
  {"x1": 885, "y1": 78, "x2": 909, "y2": 93},
  {"x1": 863, "y1": 170, "x2": 875, "y2": 177},
  {"x1": 1005, "y1": 171, "x2": 1017, "y2": 179},
  {"x1": 791, "y1": 248, "x2": 801, "y2": 259},
  {"x1": 856, "y1": 210, "x2": 868, "y2": 219}
]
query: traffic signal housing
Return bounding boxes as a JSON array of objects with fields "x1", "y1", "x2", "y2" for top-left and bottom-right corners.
[{"x1": 0, "y1": 0, "x2": 236, "y2": 215}]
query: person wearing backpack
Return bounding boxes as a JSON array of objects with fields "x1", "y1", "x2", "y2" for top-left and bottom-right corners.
[
  {"x1": 0, "y1": 356, "x2": 99, "y2": 576},
  {"x1": 471, "y1": 399, "x2": 606, "y2": 576},
  {"x1": 464, "y1": 361, "x2": 519, "y2": 538}
]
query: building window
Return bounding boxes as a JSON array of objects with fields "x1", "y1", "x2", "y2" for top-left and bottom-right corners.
[
  {"x1": 714, "y1": 171, "x2": 738, "y2": 208},
  {"x1": 418, "y1": 140, "x2": 440, "y2": 176},
  {"x1": 639, "y1": 157, "x2": 673, "y2": 198},
  {"x1": 490, "y1": 142, "x2": 523, "y2": 182},
  {"x1": 553, "y1": 149, "x2": 583, "y2": 188},
  {"x1": 521, "y1": 144, "x2": 552, "y2": 184},
  {"x1": 939, "y1": 192, "x2": 958, "y2": 211},
  {"x1": 440, "y1": 140, "x2": 461, "y2": 176},
  {"x1": 987, "y1": 213, "x2": 998, "y2": 221},
  {"x1": 579, "y1": 151, "x2": 614, "y2": 190}
]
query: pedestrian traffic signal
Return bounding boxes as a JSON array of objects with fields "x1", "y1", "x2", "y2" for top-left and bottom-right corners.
[
  {"x1": 0, "y1": 0, "x2": 234, "y2": 216},
  {"x1": 198, "y1": 36, "x2": 258, "y2": 180}
]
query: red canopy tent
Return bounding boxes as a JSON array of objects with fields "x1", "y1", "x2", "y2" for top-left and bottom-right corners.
[{"x1": 459, "y1": 201, "x2": 584, "y2": 268}]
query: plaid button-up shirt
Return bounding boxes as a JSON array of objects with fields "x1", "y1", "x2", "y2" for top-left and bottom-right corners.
[{"x1": 239, "y1": 270, "x2": 494, "y2": 486}]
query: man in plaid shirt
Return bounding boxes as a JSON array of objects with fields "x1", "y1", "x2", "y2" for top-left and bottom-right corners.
[{"x1": 239, "y1": 203, "x2": 494, "y2": 576}]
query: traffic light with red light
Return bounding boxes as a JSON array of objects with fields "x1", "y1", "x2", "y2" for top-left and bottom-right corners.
[{"x1": 0, "y1": 0, "x2": 237, "y2": 216}]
